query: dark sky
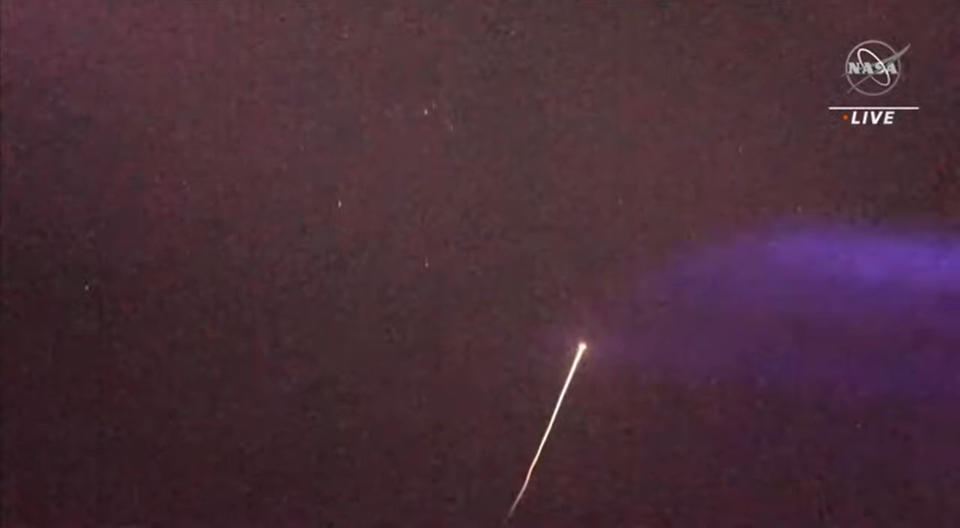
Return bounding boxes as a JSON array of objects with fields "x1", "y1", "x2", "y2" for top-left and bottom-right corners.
[{"x1": 3, "y1": 1, "x2": 959, "y2": 526}]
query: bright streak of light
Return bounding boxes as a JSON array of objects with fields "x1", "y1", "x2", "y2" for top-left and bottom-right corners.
[{"x1": 505, "y1": 342, "x2": 588, "y2": 522}]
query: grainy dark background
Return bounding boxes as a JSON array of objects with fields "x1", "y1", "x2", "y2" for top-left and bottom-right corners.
[{"x1": 2, "y1": 1, "x2": 959, "y2": 526}]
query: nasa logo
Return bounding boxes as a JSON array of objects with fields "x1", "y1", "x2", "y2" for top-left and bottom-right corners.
[
  {"x1": 829, "y1": 39, "x2": 918, "y2": 126},
  {"x1": 844, "y1": 39, "x2": 910, "y2": 97}
]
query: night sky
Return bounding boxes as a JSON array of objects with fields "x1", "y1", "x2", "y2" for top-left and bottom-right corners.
[{"x1": 3, "y1": 1, "x2": 960, "y2": 526}]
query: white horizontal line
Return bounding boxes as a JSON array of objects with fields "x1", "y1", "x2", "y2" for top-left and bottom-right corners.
[{"x1": 828, "y1": 106, "x2": 919, "y2": 110}]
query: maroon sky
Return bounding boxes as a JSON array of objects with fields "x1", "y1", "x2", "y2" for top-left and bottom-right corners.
[{"x1": 3, "y1": 1, "x2": 959, "y2": 526}]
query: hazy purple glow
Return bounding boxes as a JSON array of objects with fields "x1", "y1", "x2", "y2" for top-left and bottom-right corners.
[
  {"x1": 629, "y1": 226, "x2": 960, "y2": 400},
  {"x1": 766, "y1": 228, "x2": 960, "y2": 293}
]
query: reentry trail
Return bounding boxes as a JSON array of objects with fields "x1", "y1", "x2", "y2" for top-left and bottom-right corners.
[{"x1": 505, "y1": 342, "x2": 588, "y2": 523}]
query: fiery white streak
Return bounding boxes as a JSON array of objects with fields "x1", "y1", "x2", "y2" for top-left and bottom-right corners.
[{"x1": 505, "y1": 342, "x2": 588, "y2": 522}]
